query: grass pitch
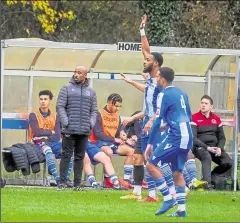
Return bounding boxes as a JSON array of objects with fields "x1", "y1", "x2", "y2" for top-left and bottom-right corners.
[{"x1": 1, "y1": 186, "x2": 240, "y2": 222}]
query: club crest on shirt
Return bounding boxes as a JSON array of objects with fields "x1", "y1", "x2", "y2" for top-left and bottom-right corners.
[
  {"x1": 85, "y1": 90, "x2": 90, "y2": 96},
  {"x1": 211, "y1": 119, "x2": 217, "y2": 124}
]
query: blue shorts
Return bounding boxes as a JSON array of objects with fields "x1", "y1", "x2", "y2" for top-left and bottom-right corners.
[
  {"x1": 86, "y1": 141, "x2": 102, "y2": 166},
  {"x1": 148, "y1": 138, "x2": 189, "y2": 172},
  {"x1": 35, "y1": 141, "x2": 62, "y2": 159},
  {"x1": 95, "y1": 140, "x2": 119, "y2": 154},
  {"x1": 140, "y1": 116, "x2": 150, "y2": 153},
  {"x1": 140, "y1": 116, "x2": 164, "y2": 153}
]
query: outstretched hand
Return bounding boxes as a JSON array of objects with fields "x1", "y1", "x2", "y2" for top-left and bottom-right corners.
[
  {"x1": 140, "y1": 14, "x2": 147, "y2": 29},
  {"x1": 120, "y1": 73, "x2": 133, "y2": 84}
]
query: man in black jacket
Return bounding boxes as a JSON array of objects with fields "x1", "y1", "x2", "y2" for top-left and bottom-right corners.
[
  {"x1": 191, "y1": 95, "x2": 233, "y2": 190},
  {"x1": 57, "y1": 66, "x2": 98, "y2": 190}
]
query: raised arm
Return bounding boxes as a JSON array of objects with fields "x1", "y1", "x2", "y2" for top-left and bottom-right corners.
[
  {"x1": 140, "y1": 15, "x2": 151, "y2": 59},
  {"x1": 120, "y1": 73, "x2": 145, "y2": 92}
]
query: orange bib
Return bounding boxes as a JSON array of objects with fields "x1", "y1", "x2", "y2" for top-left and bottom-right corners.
[
  {"x1": 28, "y1": 109, "x2": 56, "y2": 142},
  {"x1": 100, "y1": 108, "x2": 119, "y2": 137},
  {"x1": 89, "y1": 108, "x2": 119, "y2": 143}
]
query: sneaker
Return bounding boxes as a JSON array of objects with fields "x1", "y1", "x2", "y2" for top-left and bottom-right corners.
[
  {"x1": 168, "y1": 211, "x2": 188, "y2": 217},
  {"x1": 155, "y1": 198, "x2": 176, "y2": 215},
  {"x1": 73, "y1": 186, "x2": 87, "y2": 191},
  {"x1": 142, "y1": 180, "x2": 148, "y2": 189},
  {"x1": 92, "y1": 182, "x2": 102, "y2": 190},
  {"x1": 66, "y1": 180, "x2": 73, "y2": 188},
  {"x1": 191, "y1": 180, "x2": 207, "y2": 189},
  {"x1": 57, "y1": 183, "x2": 66, "y2": 191},
  {"x1": 113, "y1": 183, "x2": 128, "y2": 190},
  {"x1": 120, "y1": 192, "x2": 142, "y2": 200},
  {"x1": 118, "y1": 179, "x2": 131, "y2": 189},
  {"x1": 138, "y1": 195, "x2": 159, "y2": 202},
  {"x1": 103, "y1": 178, "x2": 114, "y2": 188}
]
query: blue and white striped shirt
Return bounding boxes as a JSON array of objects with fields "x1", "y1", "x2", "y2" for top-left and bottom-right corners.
[{"x1": 143, "y1": 78, "x2": 162, "y2": 118}]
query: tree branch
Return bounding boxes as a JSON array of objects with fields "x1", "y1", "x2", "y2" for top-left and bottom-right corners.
[{"x1": 1, "y1": 19, "x2": 9, "y2": 28}]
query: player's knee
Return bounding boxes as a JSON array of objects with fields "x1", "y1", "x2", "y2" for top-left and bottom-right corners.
[
  {"x1": 42, "y1": 146, "x2": 53, "y2": 155},
  {"x1": 146, "y1": 162, "x2": 154, "y2": 172},
  {"x1": 106, "y1": 149, "x2": 113, "y2": 157},
  {"x1": 133, "y1": 154, "x2": 144, "y2": 165},
  {"x1": 126, "y1": 148, "x2": 134, "y2": 157}
]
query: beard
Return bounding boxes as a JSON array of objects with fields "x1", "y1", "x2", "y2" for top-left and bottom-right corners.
[{"x1": 143, "y1": 65, "x2": 153, "y2": 73}]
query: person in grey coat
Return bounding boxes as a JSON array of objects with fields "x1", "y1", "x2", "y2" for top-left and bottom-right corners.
[{"x1": 57, "y1": 65, "x2": 98, "y2": 190}]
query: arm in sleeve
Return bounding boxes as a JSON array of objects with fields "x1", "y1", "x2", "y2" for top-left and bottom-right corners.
[
  {"x1": 216, "y1": 123, "x2": 226, "y2": 150},
  {"x1": 147, "y1": 92, "x2": 168, "y2": 144},
  {"x1": 90, "y1": 91, "x2": 98, "y2": 129},
  {"x1": 48, "y1": 115, "x2": 61, "y2": 142},
  {"x1": 140, "y1": 28, "x2": 151, "y2": 59},
  {"x1": 93, "y1": 112, "x2": 115, "y2": 143},
  {"x1": 29, "y1": 113, "x2": 52, "y2": 137},
  {"x1": 115, "y1": 117, "x2": 124, "y2": 137},
  {"x1": 56, "y1": 86, "x2": 68, "y2": 128},
  {"x1": 186, "y1": 95, "x2": 192, "y2": 121},
  {"x1": 148, "y1": 117, "x2": 161, "y2": 144},
  {"x1": 191, "y1": 123, "x2": 208, "y2": 149}
]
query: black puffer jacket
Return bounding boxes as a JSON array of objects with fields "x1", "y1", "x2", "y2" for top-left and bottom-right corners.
[
  {"x1": 2, "y1": 143, "x2": 45, "y2": 176},
  {"x1": 56, "y1": 77, "x2": 98, "y2": 135}
]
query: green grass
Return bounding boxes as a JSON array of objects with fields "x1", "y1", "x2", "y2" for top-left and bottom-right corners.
[{"x1": 1, "y1": 187, "x2": 240, "y2": 222}]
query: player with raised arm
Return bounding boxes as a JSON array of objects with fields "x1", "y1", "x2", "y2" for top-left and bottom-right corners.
[
  {"x1": 120, "y1": 15, "x2": 175, "y2": 202},
  {"x1": 145, "y1": 67, "x2": 193, "y2": 217}
]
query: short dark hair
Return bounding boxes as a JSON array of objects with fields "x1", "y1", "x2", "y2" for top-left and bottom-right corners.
[
  {"x1": 107, "y1": 93, "x2": 122, "y2": 105},
  {"x1": 159, "y1": 67, "x2": 174, "y2": 83},
  {"x1": 151, "y1": 52, "x2": 163, "y2": 67},
  {"x1": 39, "y1": 90, "x2": 53, "y2": 100},
  {"x1": 201, "y1": 95, "x2": 213, "y2": 105}
]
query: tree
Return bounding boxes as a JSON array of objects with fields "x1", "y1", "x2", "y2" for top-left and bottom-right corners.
[
  {"x1": 1, "y1": 0, "x2": 76, "y2": 40},
  {"x1": 138, "y1": 0, "x2": 183, "y2": 46},
  {"x1": 1, "y1": 0, "x2": 142, "y2": 43},
  {"x1": 138, "y1": 0, "x2": 240, "y2": 49},
  {"x1": 175, "y1": 0, "x2": 240, "y2": 49}
]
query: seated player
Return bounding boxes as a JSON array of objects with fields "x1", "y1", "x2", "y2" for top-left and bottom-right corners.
[
  {"x1": 28, "y1": 90, "x2": 73, "y2": 187},
  {"x1": 83, "y1": 141, "x2": 127, "y2": 190},
  {"x1": 89, "y1": 93, "x2": 135, "y2": 188}
]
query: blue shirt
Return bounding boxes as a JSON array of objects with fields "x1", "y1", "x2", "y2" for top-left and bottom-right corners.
[
  {"x1": 149, "y1": 86, "x2": 193, "y2": 149},
  {"x1": 143, "y1": 78, "x2": 162, "y2": 118}
]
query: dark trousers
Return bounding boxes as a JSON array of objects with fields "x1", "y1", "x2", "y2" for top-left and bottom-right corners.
[
  {"x1": 60, "y1": 134, "x2": 88, "y2": 187},
  {"x1": 193, "y1": 147, "x2": 233, "y2": 183}
]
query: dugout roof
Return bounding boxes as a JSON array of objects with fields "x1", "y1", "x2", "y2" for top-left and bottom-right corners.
[{"x1": 3, "y1": 38, "x2": 218, "y2": 76}]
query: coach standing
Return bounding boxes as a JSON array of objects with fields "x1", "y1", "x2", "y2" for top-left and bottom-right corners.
[{"x1": 57, "y1": 66, "x2": 98, "y2": 190}]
